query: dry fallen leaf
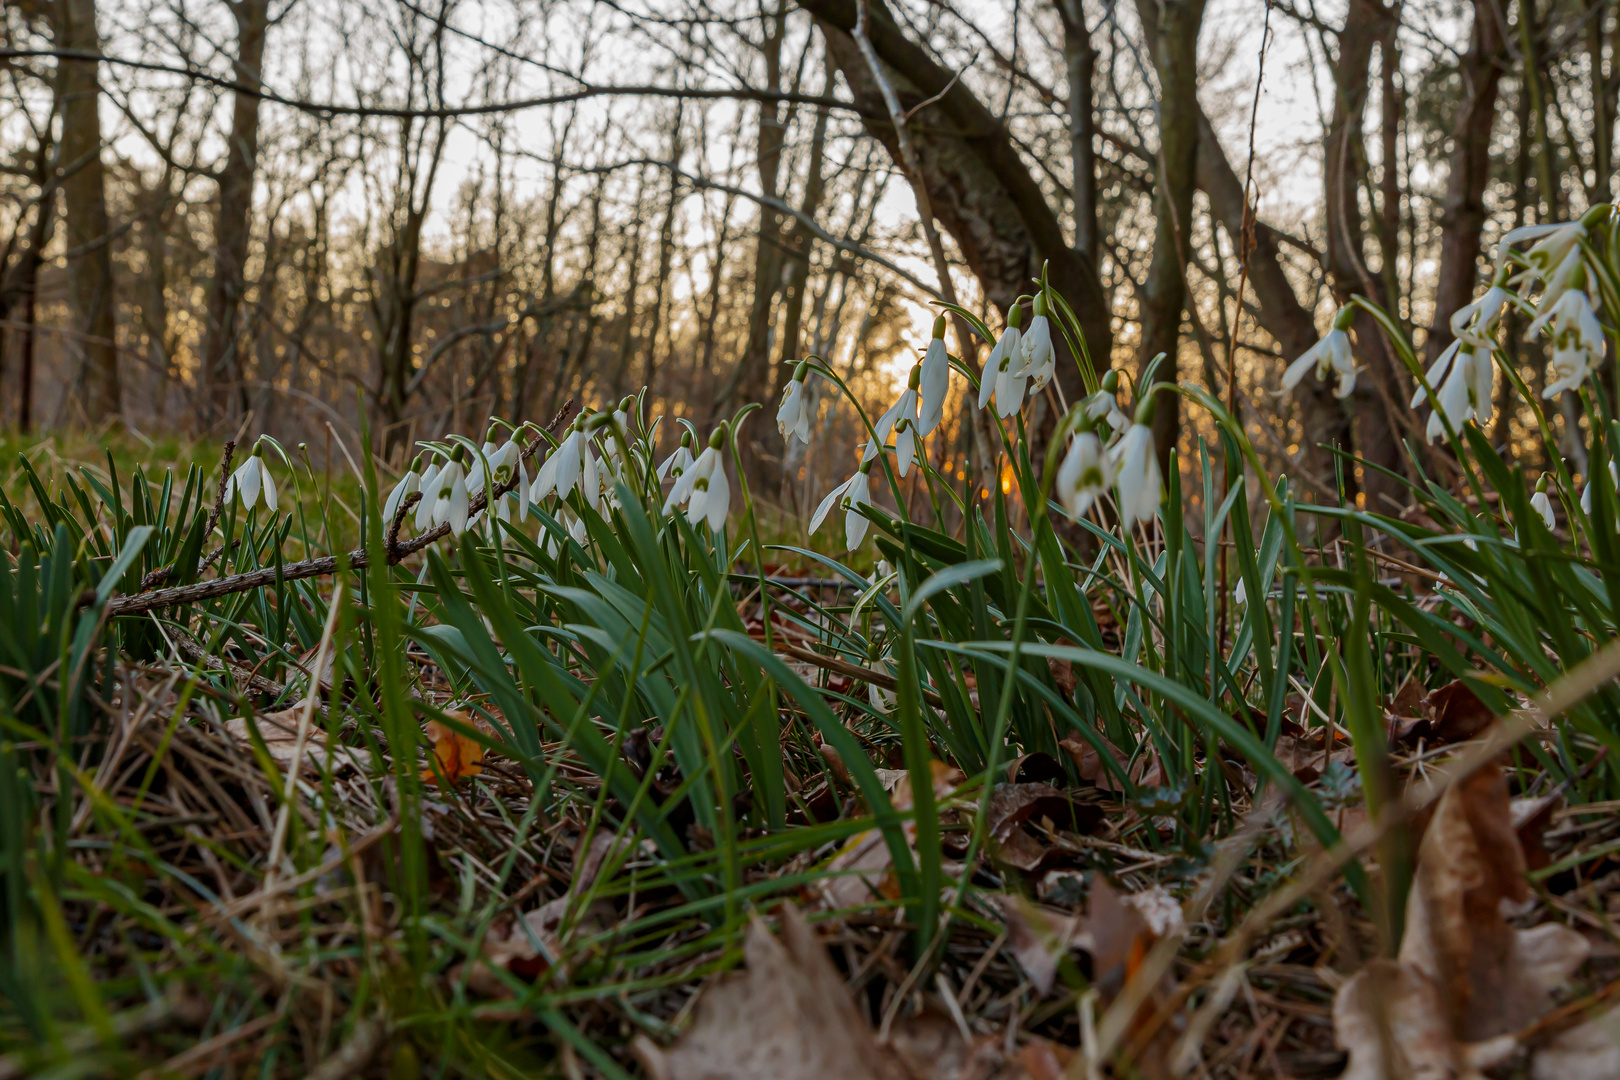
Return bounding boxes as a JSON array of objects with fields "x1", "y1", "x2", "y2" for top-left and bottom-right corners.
[
  {"x1": 461, "y1": 829, "x2": 624, "y2": 996},
  {"x1": 637, "y1": 905, "x2": 1038, "y2": 1080},
  {"x1": 635, "y1": 906, "x2": 904, "y2": 1080},
  {"x1": 816, "y1": 760, "x2": 961, "y2": 912},
  {"x1": 421, "y1": 715, "x2": 485, "y2": 787},
  {"x1": 225, "y1": 703, "x2": 330, "y2": 770},
  {"x1": 1333, "y1": 762, "x2": 1591, "y2": 1078}
]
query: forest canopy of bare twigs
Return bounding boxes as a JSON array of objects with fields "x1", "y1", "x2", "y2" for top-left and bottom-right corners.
[
  {"x1": 6, "y1": 0, "x2": 1620, "y2": 1078},
  {"x1": 3, "y1": 0, "x2": 1614, "y2": 506}
]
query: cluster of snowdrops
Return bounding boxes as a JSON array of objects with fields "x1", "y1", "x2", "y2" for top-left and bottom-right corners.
[{"x1": 217, "y1": 210, "x2": 1615, "y2": 541}]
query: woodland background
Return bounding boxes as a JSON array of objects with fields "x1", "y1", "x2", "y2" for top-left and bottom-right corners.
[{"x1": 0, "y1": 0, "x2": 1612, "y2": 518}]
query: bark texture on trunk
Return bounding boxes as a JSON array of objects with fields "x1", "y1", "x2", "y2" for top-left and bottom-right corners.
[
  {"x1": 1426, "y1": 0, "x2": 1506, "y2": 363},
  {"x1": 1132, "y1": 0, "x2": 1207, "y2": 464},
  {"x1": 1324, "y1": 0, "x2": 1408, "y2": 511},
  {"x1": 201, "y1": 0, "x2": 271, "y2": 428},
  {"x1": 1195, "y1": 110, "x2": 1349, "y2": 493},
  {"x1": 54, "y1": 0, "x2": 121, "y2": 424},
  {"x1": 802, "y1": 0, "x2": 1112, "y2": 382}
]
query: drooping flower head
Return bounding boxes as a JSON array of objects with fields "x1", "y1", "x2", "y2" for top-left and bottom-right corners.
[
  {"x1": 918, "y1": 315, "x2": 951, "y2": 436},
  {"x1": 1056, "y1": 422, "x2": 1115, "y2": 522},
  {"x1": 980, "y1": 302, "x2": 1023, "y2": 411},
  {"x1": 225, "y1": 438, "x2": 279, "y2": 513},
  {"x1": 384, "y1": 451, "x2": 425, "y2": 524},
  {"x1": 1020, "y1": 292, "x2": 1056, "y2": 393},
  {"x1": 1112, "y1": 393, "x2": 1162, "y2": 529},
  {"x1": 428, "y1": 445, "x2": 470, "y2": 536},
  {"x1": 677, "y1": 426, "x2": 732, "y2": 532},
  {"x1": 868, "y1": 366, "x2": 923, "y2": 477},
  {"x1": 659, "y1": 429, "x2": 695, "y2": 483},
  {"x1": 1530, "y1": 475, "x2": 1557, "y2": 531},
  {"x1": 810, "y1": 458, "x2": 875, "y2": 551},
  {"x1": 777, "y1": 361, "x2": 813, "y2": 444},
  {"x1": 1282, "y1": 307, "x2": 1357, "y2": 398}
]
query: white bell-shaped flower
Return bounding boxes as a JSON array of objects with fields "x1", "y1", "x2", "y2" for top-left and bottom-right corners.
[
  {"x1": 686, "y1": 457, "x2": 731, "y2": 532},
  {"x1": 1449, "y1": 281, "x2": 1511, "y2": 349},
  {"x1": 810, "y1": 464, "x2": 874, "y2": 550},
  {"x1": 1019, "y1": 293, "x2": 1054, "y2": 381},
  {"x1": 979, "y1": 306, "x2": 1024, "y2": 412},
  {"x1": 1111, "y1": 414, "x2": 1161, "y2": 529},
  {"x1": 1282, "y1": 309, "x2": 1356, "y2": 398},
  {"x1": 664, "y1": 428, "x2": 728, "y2": 525},
  {"x1": 777, "y1": 363, "x2": 813, "y2": 443},
  {"x1": 384, "y1": 453, "x2": 424, "y2": 524},
  {"x1": 1531, "y1": 483, "x2": 1557, "y2": 530},
  {"x1": 1234, "y1": 578, "x2": 1248, "y2": 607},
  {"x1": 428, "y1": 455, "x2": 470, "y2": 536},
  {"x1": 1539, "y1": 289, "x2": 1604, "y2": 398},
  {"x1": 917, "y1": 315, "x2": 951, "y2": 436},
  {"x1": 659, "y1": 432, "x2": 695, "y2": 482},
  {"x1": 1581, "y1": 461, "x2": 1619, "y2": 513},
  {"x1": 1501, "y1": 220, "x2": 1587, "y2": 279},
  {"x1": 225, "y1": 443, "x2": 279, "y2": 513},
  {"x1": 1416, "y1": 340, "x2": 1493, "y2": 442},
  {"x1": 1056, "y1": 429, "x2": 1114, "y2": 522},
  {"x1": 1083, "y1": 370, "x2": 1130, "y2": 441},
  {"x1": 414, "y1": 460, "x2": 441, "y2": 531},
  {"x1": 485, "y1": 439, "x2": 528, "y2": 522},
  {"x1": 868, "y1": 368, "x2": 922, "y2": 477},
  {"x1": 531, "y1": 419, "x2": 596, "y2": 506}
]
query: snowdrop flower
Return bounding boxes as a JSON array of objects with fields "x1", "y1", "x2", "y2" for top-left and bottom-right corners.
[
  {"x1": 1538, "y1": 289, "x2": 1604, "y2": 398},
  {"x1": 1449, "y1": 278, "x2": 1512, "y2": 350},
  {"x1": 1282, "y1": 308, "x2": 1357, "y2": 398},
  {"x1": 867, "y1": 367, "x2": 922, "y2": 476},
  {"x1": 777, "y1": 362, "x2": 813, "y2": 443},
  {"x1": 531, "y1": 416, "x2": 597, "y2": 507},
  {"x1": 483, "y1": 438, "x2": 529, "y2": 523},
  {"x1": 665, "y1": 427, "x2": 728, "y2": 522},
  {"x1": 1501, "y1": 220, "x2": 1587, "y2": 279},
  {"x1": 538, "y1": 507, "x2": 589, "y2": 558},
  {"x1": 1581, "y1": 461, "x2": 1619, "y2": 513},
  {"x1": 384, "y1": 452, "x2": 425, "y2": 523},
  {"x1": 1531, "y1": 476, "x2": 1557, "y2": 530},
  {"x1": 1524, "y1": 245, "x2": 1593, "y2": 331},
  {"x1": 658, "y1": 430, "x2": 695, "y2": 482},
  {"x1": 1019, "y1": 293, "x2": 1054, "y2": 389},
  {"x1": 1415, "y1": 339, "x2": 1494, "y2": 442},
  {"x1": 978, "y1": 303, "x2": 1024, "y2": 413},
  {"x1": 1083, "y1": 369, "x2": 1130, "y2": 441},
  {"x1": 671, "y1": 428, "x2": 731, "y2": 531},
  {"x1": 225, "y1": 441, "x2": 279, "y2": 513},
  {"x1": 1112, "y1": 401, "x2": 1162, "y2": 529},
  {"x1": 426, "y1": 448, "x2": 470, "y2": 536},
  {"x1": 414, "y1": 459, "x2": 441, "y2": 531},
  {"x1": 917, "y1": 315, "x2": 951, "y2": 436},
  {"x1": 1233, "y1": 578, "x2": 1247, "y2": 607},
  {"x1": 1056, "y1": 428, "x2": 1114, "y2": 522},
  {"x1": 810, "y1": 463, "x2": 874, "y2": 550}
]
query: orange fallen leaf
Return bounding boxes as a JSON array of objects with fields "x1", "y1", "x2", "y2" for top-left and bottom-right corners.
[{"x1": 422, "y1": 716, "x2": 484, "y2": 786}]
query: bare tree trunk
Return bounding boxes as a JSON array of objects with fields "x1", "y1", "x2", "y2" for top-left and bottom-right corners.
[
  {"x1": 1426, "y1": 0, "x2": 1506, "y2": 363},
  {"x1": 1056, "y1": 0, "x2": 1098, "y2": 265},
  {"x1": 644, "y1": 111, "x2": 684, "y2": 397},
  {"x1": 1324, "y1": 0, "x2": 1408, "y2": 512},
  {"x1": 718, "y1": 2, "x2": 789, "y2": 420},
  {"x1": 1132, "y1": 0, "x2": 1207, "y2": 465},
  {"x1": 1196, "y1": 110, "x2": 1349, "y2": 494},
  {"x1": 53, "y1": 0, "x2": 121, "y2": 424},
  {"x1": 200, "y1": 0, "x2": 270, "y2": 429},
  {"x1": 776, "y1": 62, "x2": 833, "y2": 373},
  {"x1": 803, "y1": 0, "x2": 1113, "y2": 379},
  {"x1": 611, "y1": 166, "x2": 649, "y2": 401}
]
